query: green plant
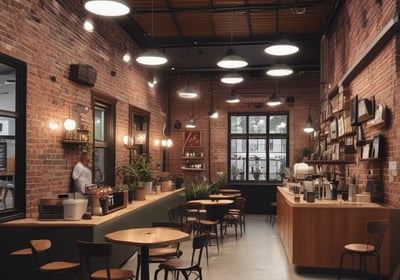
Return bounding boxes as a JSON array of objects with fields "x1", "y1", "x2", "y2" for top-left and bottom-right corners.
[
  {"x1": 174, "y1": 176, "x2": 184, "y2": 189},
  {"x1": 183, "y1": 178, "x2": 209, "y2": 201},
  {"x1": 131, "y1": 154, "x2": 153, "y2": 183},
  {"x1": 113, "y1": 184, "x2": 130, "y2": 192},
  {"x1": 118, "y1": 163, "x2": 139, "y2": 190},
  {"x1": 295, "y1": 146, "x2": 313, "y2": 163},
  {"x1": 209, "y1": 174, "x2": 227, "y2": 194}
]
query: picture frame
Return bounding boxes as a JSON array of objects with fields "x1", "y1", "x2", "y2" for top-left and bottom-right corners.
[
  {"x1": 350, "y1": 95, "x2": 358, "y2": 125},
  {"x1": 330, "y1": 118, "x2": 338, "y2": 140},
  {"x1": 361, "y1": 142, "x2": 371, "y2": 159},
  {"x1": 337, "y1": 115, "x2": 345, "y2": 138},
  {"x1": 371, "y1": 134, "x2": 383, "y2": 159},
  {"x1": 357, "y1": 98, "x2": 374, "y2": 123},
  {"x1": 184, "y1": 131, "x2": 201, "y2": 146}
]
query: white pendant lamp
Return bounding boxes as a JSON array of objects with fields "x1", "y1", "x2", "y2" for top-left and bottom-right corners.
[
  {"x1": 225, "y1": 89, "x2": 240, "y2": 103},
  {"x1": 217, "y1": 49, "x2": 248, "y2": 69},
  {"x1": 220, "y1": 72, "x2": 244, "y2": 84},
  {"x1": 266, "y1": 64, "x2": 293, "y2": 77},
  {"x1": 266, "y1": 92, "x2": 282, "y2": 107},
  {"x1": 264, "y1": 39, "x2": 299, "y2": 56},
  {"x1": 185, "y1": 117, "x2": 196, "y2": 128},
  {"x1": 303, "y1": 114, "x2": 314, "y2": 133},
  {"x1": 136, "y1": 50, "x2": 168, "y2": 66},
  {"x1": 84, "y1": 0, "x2": 130, "y2": 17},
  {"x1": 178, "y1": 86, "x2": 198, "y2": 99}
]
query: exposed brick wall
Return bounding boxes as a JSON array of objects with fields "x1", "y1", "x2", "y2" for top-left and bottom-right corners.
[
  {"x1": 0, "y1": 0, "x2": 167, "y2": 217},
  {"x1": 321, "y1": 0, "x2": 400, "y2": 206}
]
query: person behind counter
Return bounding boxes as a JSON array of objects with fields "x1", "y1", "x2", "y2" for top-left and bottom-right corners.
[{"x1": 72, "y1": 151, "x2": 92, "y2": 194}]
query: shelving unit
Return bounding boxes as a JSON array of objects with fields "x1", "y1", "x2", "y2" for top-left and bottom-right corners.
[{"x1": 181, "y1": 146, "x2": 205, "y2": 172}]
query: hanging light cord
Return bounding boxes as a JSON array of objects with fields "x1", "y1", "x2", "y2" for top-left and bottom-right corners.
[
  {"x1": 230, "y1": 5, "x2": 234, "y2": 46},
  {"x1": 275, "y1": 0, "x2": 280, "y2": 34}
]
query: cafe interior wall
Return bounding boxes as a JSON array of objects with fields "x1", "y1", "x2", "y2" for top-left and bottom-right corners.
[
  {"x1": 0, "y1": 1, "x2": 167, "y2": 217},
  {"x1": 166, "y1": 72, "x2": 320, "y2": 183},
  {"x1": 319, "y1": 0, "x2": 400, "y2": 207}
]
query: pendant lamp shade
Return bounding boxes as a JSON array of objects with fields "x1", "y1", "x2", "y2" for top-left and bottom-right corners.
[
  {"x1": 220, "y1": 73, "x2": 244, "y2": 84},
  {"x1": 303, "y1": 114, "x2": 314, "y2": 133},
  {"x1": 136, "y1": 50, "x2": 168, "y2": 66},
  {"x1": 264, "y1": 39, "x2": 299, "y2": 56},
  {"x1": 225, "y1": 89, "x2": 240, "y2": 103},
  {"x1": 186, "y1": 117, "x2": 196, "y2": 128},
  {"x1": 84, "y1": 0, "x2": 130, "y2": 17},
  {"x1": 178, "y1": 85, "x2": 198, "y2": 99},
  {"x1": 266, "y1": 64, "x2": 293, "y2": 77},
  {"x1": 208, "y1": 109, "x2": 219, "y2": 119},
  {"x1": 266, "y1": 92, "x2": 282, "y2": 107},
  {"x1": 217, "y1": 49, "x2": 248, "y2": 69}
]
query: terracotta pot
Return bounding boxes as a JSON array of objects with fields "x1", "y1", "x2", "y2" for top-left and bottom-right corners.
[{"x1": 134, "y1": 188, "x2": 146, "y2": 201}]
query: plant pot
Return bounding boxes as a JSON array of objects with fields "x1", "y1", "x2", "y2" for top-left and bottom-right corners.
[
  {"x1": 161, "y1": 181, "x2": 171, "y2": 192},
  {"x1": 144, "y1": 181, "x2": 153, "y2": 194},
  {"x1": 128, "y1": 190, "x2": 134, "y2": 203},
  {"x1": 134, "y1": 188, "x2": 146, "y2": 201}
]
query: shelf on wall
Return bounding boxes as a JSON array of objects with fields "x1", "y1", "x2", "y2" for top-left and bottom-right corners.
[
  {"x1": 181, "y1": 167, "x2": 204, "y2": 171},
  {"x1": 304, "y1": 160, "x2": 355, "y2": 165}
]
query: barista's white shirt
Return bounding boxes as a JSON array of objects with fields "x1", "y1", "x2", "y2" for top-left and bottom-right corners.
[{"x1": 72, "y1": 161, "x2": 92, "y2": 194}]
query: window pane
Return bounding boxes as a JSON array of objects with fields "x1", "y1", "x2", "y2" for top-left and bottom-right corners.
[
  {"x1": 0, "y1": 65, "x2": 16, "y2": 112},
  {"x1": 0, "y1": 117, "x2": 15, "y2": 210},
  {"x1": 249, "y1": 116, "x2": 266, "y2": 134},
  {"x1": 248, "y1": 138, "x2": 266, "y2": 181},
  {"x1": 269, "y1": 115, "x2": 287, "y2": 134},
  {"x1": 230, "y1": 139, "x2": 246, "y2": 181},
  {"x1": 94, "y1": 148, "x2": 105, "y2": 185},
  {"x1": 269, "y1": 139, "x2": 287, "y2": 181},
  {"x1": 94, "y1": 107, "x2": 105, "y2": 141},
  {"x1": 230, "y1": 116, "x2": 246, "y2": 134}
]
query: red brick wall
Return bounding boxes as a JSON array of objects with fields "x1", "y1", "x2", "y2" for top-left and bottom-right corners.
[
  {"x1": 0, "y1": 0, "x2": 167, "y2": 217},
  {"x1": 321, "y1": 0, "x2": 400, "y2": 206}
]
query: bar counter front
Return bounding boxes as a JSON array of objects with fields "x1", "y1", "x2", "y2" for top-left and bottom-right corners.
[
  {"x1": 0, "y1": 189, "x2": 186, "y2": 276},
  {"x1": 277, "y1": 186, "x2": 400, "y2": 277}
]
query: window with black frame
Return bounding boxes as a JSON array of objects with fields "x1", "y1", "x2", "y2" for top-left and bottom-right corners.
[
  {"x1": 0, "y1": 53, "x2": 26, "y2": 222},
  {"x1": 229, "y1": 113, "x2": 288, "y2": 182}
]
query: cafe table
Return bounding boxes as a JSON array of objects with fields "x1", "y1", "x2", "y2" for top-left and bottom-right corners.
[
  {"x1": 105, "y1": 227, "x2": 190, "y2": 280},
  {"x1": 208, "y1": 193, "x2": 241, "y2": 200},
  {"x1": 219, "y1": 188, "x2": 241, "y2": 195},
  {"x1": 187, "y1": 199, "x2": 234, "y2": 221}
]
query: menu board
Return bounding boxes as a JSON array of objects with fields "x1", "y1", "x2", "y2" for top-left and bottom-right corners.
[{"x1": 0, "y1": 142, "x2": 6, "y2": 171}]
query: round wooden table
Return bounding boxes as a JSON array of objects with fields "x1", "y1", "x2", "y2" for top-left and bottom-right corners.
[
  {"x1": 219, "y1": 188, "x2": 241, "y2": 195},
  {"x1": 188, "y1": 199, "x2": 234, "y2": 220},
  {"x1": 105, "y1": 227, "x2": 190, "y2": 280},
  {"x1": 209, "y1": 193, "x2": 240, "y2": 200}
]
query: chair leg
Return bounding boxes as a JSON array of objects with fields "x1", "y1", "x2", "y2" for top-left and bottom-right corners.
[{"x1": 136, "y1": 252, "x2": 141, "y2": 280}]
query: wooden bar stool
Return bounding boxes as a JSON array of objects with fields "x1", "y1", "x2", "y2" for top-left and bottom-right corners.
[{"x1": 8, "y1": 247, "x2": 33, "y2": 280}]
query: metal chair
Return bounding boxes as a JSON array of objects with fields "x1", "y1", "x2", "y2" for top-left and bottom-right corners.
[
  {"x1": 154, "y1": 234, "x2": 209, "y2": 280},
  {"x1": 76, "y1": 240, "x2": 134, "y2": 280},
  {"x1": 30, "y1": 239, "x2": 80, "y2": 280},
  {"x1": 338, "y1": 219, "x2": 388, "y2": 279}
]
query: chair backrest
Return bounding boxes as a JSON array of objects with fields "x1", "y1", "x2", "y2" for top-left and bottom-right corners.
[
  {"x1": 185, "y1": 202, "x2": 203, "y2": 221},
  {"x1": 168, "y1": 204, "x2": 185, "y2": 223},
  {"x1": 76, "y1": 241, "x2": 113, "y2": 280},
  {"x1": 152, "y1": 222, "x2": 182, "y2": 229},
  {"x1": 30, "y1": 239, "x2": 53, "y2": 267},
  {"x1": 234, "y1": 197, "x2": 246, "y2": 211},
  {"x1": 366, "y1": 219, "x2": 388, "y2": 252},
  {"x1": 190, "y1": 234, "x2": 209, "y2": 267}
]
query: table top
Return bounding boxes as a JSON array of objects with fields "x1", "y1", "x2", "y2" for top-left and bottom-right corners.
[
  {"x1": 219, "y1": 188, "x2": 241, "y2": 194},
  {"x1": 188, "y1": 199, "x2": 234, "y2": 206},
  {"x1": 105, "y1": 227, "x2": 190, "y2": 247},
  {"x1": 209, "y1": 193, "x2": 240, "y2": 200}
]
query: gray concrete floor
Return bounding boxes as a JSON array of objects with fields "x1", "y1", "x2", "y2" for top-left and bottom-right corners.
[{"x1": 123, "y1": 215, "x2": 342, "y2": 280}]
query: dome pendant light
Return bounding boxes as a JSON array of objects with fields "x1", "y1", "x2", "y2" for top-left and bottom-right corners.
[
  {"x1": 186, "y1": 103, "x2": 197, "y2": 128},
  {"x1": 264, "y1": 1, "x2": 299, "y2": 56},
  {"x1": 84, "y1": 0, "x2": 130, "y2": 17},
  {"x1": 303, "y1": 114, "x2": 314, "y2": 133},
  {"x1": 220, "y1": 72, "x2": 244, "y2": 84},
  {"x1": 217, "y1": 7, "x2": 248, "y2": 69},
  {"x1": 266, "y1": 64, "x2": 293, "y2": 77},
  {"x1": 225, "y1": 88, "x2": 240, "y2": 103},
  {"x1": 136, "y1": 0, "x2": 168, "y2": 66},
  {"x1": 267, "y1": 79, "x2": 282, "y2": 107}
]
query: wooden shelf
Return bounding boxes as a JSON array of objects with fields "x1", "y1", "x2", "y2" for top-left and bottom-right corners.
[
  {"x1": 181, "y1": 157, "x2": 204, "y2": 160},
  {"x1": 304, "y1": 160, "x2": 355, "y2": 165},
  {"x1": 181, "y1": 168, "x2": 204, "y2": 171},
  {"x1": 62, "y1": 140, "x2": 90, "y2": 144}
]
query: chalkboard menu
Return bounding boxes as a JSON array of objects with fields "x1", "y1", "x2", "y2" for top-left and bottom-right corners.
[{"x1": 0, "y1": 142, "x2": 6, "y2": 171}]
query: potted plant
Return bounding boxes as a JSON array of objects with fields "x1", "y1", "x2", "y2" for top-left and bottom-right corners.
[
  {"x1": 183, "y1": 178, "x2": 209, "y2": 201},
  {"x1": 131, "y1": 154, "x2": 154, "y2": 195}
]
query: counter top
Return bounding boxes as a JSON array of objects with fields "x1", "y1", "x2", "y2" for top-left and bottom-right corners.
[
  {"x1": 0, "y1": 189, "x2": 185, "y2": 227},
  {"x1": 277, "y1": 186, "x2": 387, "y2": 208}
]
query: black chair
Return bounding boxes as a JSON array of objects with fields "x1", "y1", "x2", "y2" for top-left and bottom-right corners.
[
  {"x1": 338, "y1": 219, "x2": 388, "y2": 279},
  {"x1": 76, "y1": 240, "x2": 134, "y2": 280},
  {"x1": 30, "y1": 239, "x2": 80, "y2": 280},
  {"x1": 154, "y1": 234, "x2": 209, "y2": 280}
]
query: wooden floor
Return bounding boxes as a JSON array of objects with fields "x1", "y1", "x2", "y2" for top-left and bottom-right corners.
[{"x1": 123, "y1": 215, "x2": 344, "y2": 280}]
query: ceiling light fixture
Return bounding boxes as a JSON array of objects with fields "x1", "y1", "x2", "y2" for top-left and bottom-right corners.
[
  {"x1": 84, "y1": 0, "x2": 130, "y2": 17},
  {"x1": 178, "y1": 86, "x2": 198, "y2": 98},
  {"x1": 267, "y1": 79, "x2": 282, "y2": 107},
  {"x1": 266, "y1": 64, "x2": 293, "y2": 77},
  {"x1": 83, "y1": 17, "x2": 95, "y2": 32},
  {"x1": 122, "y1": 50, "x2": 131, "y2": 63},
  {"x1": 148, "y1": 75, "x2": 157, "y2": 88},
  {"x1": 264, "y1": 1, "x2": 299, "y2": 56},
  {"x1": 136, "y1": 0, "x2": 168, "y2": 66},
  {"x1": 186, "y1": 103, "x2": 197, "y2": 128},
  {"x1": 225, "y1": 88, "x2": 240, "y2": 103},
  {"x1": 303, "y1": 114, "x2": 314, "y2": 133},
  {"x1": 217, "y1": 7, "x2": 248, "y2": 69},
  {"x1": 220, "y1": 72, "x2": 244, "y2": 84}
]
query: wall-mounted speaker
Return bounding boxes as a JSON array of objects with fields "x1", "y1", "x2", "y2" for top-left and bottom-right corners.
[{"x1": 69, "y1": 64, "x2": 97, "y2": 87}]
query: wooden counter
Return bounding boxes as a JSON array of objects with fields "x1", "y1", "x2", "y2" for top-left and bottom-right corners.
[
  {"x1": 277, "y1": 187, "x2": 400, "y2": 277},
  {"x1": 0, "y1": 189, "x2": 186, "y2": 276}
]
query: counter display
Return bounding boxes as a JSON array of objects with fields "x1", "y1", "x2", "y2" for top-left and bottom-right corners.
[
  {"x1": 0, "y1": 189, "x2": 186, "y2": 276},
  {"x1": 277, "y1": 187, "x2": 400, "y2": 277}
]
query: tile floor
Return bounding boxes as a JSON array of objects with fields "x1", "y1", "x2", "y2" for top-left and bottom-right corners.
[{"x1": 123, "y1": 215, "x2": 345, "y2": 280}]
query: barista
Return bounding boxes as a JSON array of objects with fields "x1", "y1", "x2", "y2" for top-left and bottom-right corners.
[{"x1": 72, "y1": 151, "x2": 92, "y2": 194}]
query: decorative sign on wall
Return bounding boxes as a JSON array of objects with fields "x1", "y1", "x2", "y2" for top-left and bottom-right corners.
[{"x1": 184, "y1": 131, "x2": 201, "y2": 147}]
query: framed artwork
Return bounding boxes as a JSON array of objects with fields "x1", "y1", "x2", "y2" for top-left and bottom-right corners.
[
  {"x1": 345, "y1": 135, "x2": 354, "y2": 146},
  {"x1": 361, "y1": 142, "x2": 371, "y2": 159},
  {"x1": 350, "y1": 95, "x2": 358, "y2": 125},
  {"x1": 184, "y1": 131, "x2": 201, "y2": 146},
  {"x1": 337, "y1": 115, "x2": 345, "y2": 138},
  {"x1": 330, "y1": 118, "x2": 338, "y2": 140},
  {"x1": 371, "y1": 134, "x2": 383, "y2": 159},
  {"x1": 357, "y1": 98, "x2": 374, "y2": 123}
]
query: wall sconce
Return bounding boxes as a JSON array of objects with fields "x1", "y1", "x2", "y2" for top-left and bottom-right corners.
[
  {"x1": 49, "y1": 119, "x2": 60, "y2": 130},
  {"x1": 83, "y1": 17, "x2": 95, "y2": 32},
  {"x1": 161, "y1": 138, "x2": 173, "y2": 148},
  {"x1": 123, "y1": 135, "x2": 134, "y2": 148},
  {"x1": 64, "y1": 118, "x2": 76, "y2": 131}
]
